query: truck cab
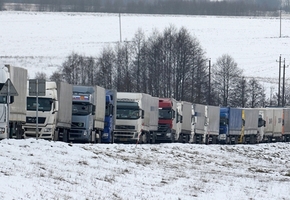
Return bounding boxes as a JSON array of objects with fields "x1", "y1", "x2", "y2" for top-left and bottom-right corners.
[
  {"x1": 69, "y1": 85, "x2": 105, "y2": 143},
  {"x1": 0, "y1": 66, "x2": 9, "y2": 139},
  {"x1": 114, "y1": 92, "x2": 156, "y2": 144},
  {"x1": 154, "y1": 98, "x2": 178, "y2": 143},
  {"x1": 102, "y1": 89, "x2": 116, "y2": 143},
  {"x1": 24, "y1": 82, "x2": 58, "y2": 139},
  {"x1": 219, "y1": 107, "x2": 243, "y2": 144}
]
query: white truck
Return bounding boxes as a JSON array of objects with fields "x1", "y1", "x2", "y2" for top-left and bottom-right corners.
[
  {"x1": 176, "y1": 101, "x2": 192, "y2": 143},
  {"x1": 273, "y1": 108, "x2": 283, "y2": 142},
  {"x1": 241, "y1": 108, "x2": 259, "y2": 144},
  {"x1": 114, "y1": 92, "x2": 158, "y2": 144},
  {"x1": 0, "y1": 64, "x2": 27, "y2": 139},
  {"x1": 23, "y1": 81, "x2": 73, "y2": 141},
  {"x1": 69, "y1": 85, "x2": 105, "y2": 143},
  {"x1": 193, "y1": 103, "x2": 208, "y2": 144},
  {"x1": 257, "y1": 108, "x2": 273, "y2": 142},
  {"x1": 206, "y1": 105, "x2": 220, "y2": 144},
  {"x1": 283, "y1": 108, "x2": 290, "y2": 142}
]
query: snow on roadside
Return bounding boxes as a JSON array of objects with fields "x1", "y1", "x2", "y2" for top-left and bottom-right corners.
[{"x1": 0, "y1": 139, "x2": 290, "y2": 200}]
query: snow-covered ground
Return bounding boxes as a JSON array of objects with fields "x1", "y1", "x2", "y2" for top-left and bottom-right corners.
[
  {"x1": 0, "y1": 139, "x2": 290, "y2": 199},
  {"x1": 1, "y1": 11, "x2": 290, "y2": 95}
]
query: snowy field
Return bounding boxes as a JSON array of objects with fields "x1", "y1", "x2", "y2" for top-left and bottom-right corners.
[
  {"x1": 0, "y1": 139, "x2": 290, "y2": 199},
  {"x1": 1, "y1": 11, "x2": 290, "y2": 94}
]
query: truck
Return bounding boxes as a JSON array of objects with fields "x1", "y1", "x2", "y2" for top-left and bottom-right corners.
[
  {"x1": 149, "y1": 96, "x2": 159, "y2": 142},
  {"x1": 206, "y1": 105, "x2": 220, "y2": 144},
  {"x1": 69, "y1": 85, "x2": 105, "y2": 143},
  {"x1": 0, "y1": 64, "x2": 27, "y2": 139},
  {"x1": 190, "y1": 105, "x2": 196, "y2": 143},
  {"x1": 193, "y1": 104, "x2": 207, "y2": 144},
  {"x1": 153, "y1": 98, "x2": 180, "y2": 143},
  {"x1": 193, "y1": 104, "x2": 220, "y2": 144},
  {"x1": 101, "y1": 89, "x2": 117, "y2": 143},
  {"x1": 219, "y1": 107, "x2": 243, "y2": 144},
  {"x1": 256, "y1": 108, "x2": 273, "y2": 143},
  {"x1": 24, "y1": 81, "x2": 72, "y2": 141},
  {"x1": 176, "y1": 101, "x2": 192, "y2": 143},
  {"x1": 273, "y1": 108, "x2": 283, "y2": 142},
  {"x1": 239, "y1": 108, "x2": 259, "y2": 144},
  {"x1": 283, "y1": 108, "x2": 290, "y2": 142},
  {"x1": 114, "y1": 92, "x2": 158, "y2": 144}
]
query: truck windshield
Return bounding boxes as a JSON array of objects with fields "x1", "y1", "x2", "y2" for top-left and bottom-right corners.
[
  {"x1": 27, "y1": 97, "x2": 52, "y2": 112},
  {"x1": 117, "y1": 108, "x2": 140, "y2": 119},
  {"x1": 72, "y1": 103, "x2": 92, "y2": 115},
  {"x1": 220, "y1": 117, "x2": 228, "y2": 126},
  {"x1": 159, "y1": 108, "x2": 172, "y2": 119},
  {"x1": 258, "y1": 116, "x2": 264, "y2": 127},
  {"x1": 0, "y1": 96, "x2": 7, "y2": 104}
]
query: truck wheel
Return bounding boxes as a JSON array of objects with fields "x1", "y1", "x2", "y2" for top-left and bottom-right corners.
[
  {"x1": 53, "y1": 130, "x2": 59, "y2": 141},
  {"x1": 97, "y1": 131, "x2": 102, "y2": 143},
  {"x1": 110, "y1": 132, "x2": 114, "y2": 144},
  {"x1": 177, "y1": 134, "x2": 183, "y2": 143},
  {"x1": 212, "y1": 136, "x2": 217, "y2": 144},
  {"x1": 151, "y1": 134, "x2": 156, "y2": 144},
  {"x1": 171, "y1": 133, "x2": 175, "y2": 143}
]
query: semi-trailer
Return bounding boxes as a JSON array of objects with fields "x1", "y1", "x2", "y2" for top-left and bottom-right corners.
[
  {"x1": 219, "y1": 107, "x2": 243, "y2": 144},
  {"x1": 0, "y1": 64, "x2": 27, "y2": 139}
]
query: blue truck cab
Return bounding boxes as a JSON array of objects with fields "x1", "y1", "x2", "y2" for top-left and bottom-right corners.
[
  {"x1": 102, "y1": 89, "x2": 117, "y2": 143},
  {"x1": 219, "y1": 107, "x2": 243, "y2": 144}
]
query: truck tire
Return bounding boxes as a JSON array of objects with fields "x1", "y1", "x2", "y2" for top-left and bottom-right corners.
[
  {"x1": 97, "y1": 130, "x2": 102, "y2": 143},
  {"x1": 110, "y1": 132, "x2": 114, "y2": 144},
  {"x1": 91, "y1": 131, "x2": 96, "y2": 143},
  {"x1": 53, "y1": 130, "x2": 59, "y2": 141},
  {"x1": 212, "y1": 136, "x2": 217, "y2": 144}
]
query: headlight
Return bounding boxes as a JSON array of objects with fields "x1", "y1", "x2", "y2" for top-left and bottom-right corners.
[
  {"x1": 43, "y1": 128, "x2": 52, "y2": 132},
  {"x1": 83, "y1": 130, "x2": 87, "y2": 136},
  {"x1": 166, "y1": 133, "x2": 171, "y2": 137},
  {"x1": 0, "y1": 127, "x2": 5, "y2": 134},
  {"x1": 102, "y1": 133, "x2": 109, "y2": 138}
]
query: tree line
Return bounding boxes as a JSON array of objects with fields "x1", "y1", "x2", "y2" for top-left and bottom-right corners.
[
  {"x1": 34, "y1": 26, "x2": 273, "y2": 108},
  {"x1": 1, "y1": 0, "x2": 288, "y2": 16}
]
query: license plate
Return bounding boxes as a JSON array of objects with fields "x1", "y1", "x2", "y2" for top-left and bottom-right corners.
[{"x1": 119, "y1": 138, "x2": 128, "y2": 141}]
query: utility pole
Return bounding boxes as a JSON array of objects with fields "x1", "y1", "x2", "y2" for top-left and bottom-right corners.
[
  {"x1": 277, "y1": 55, "x2": 281, "y2": 107},
  {"x1": 270, "y1": 86, "x2": 274, "y2": 106},
  {"x1": 280, "y1": 8, "x2": 282, "y2": 38},
  {"x1": 119, "y1": 13, "x2": 122, "y2": 42},
  {"x1": 242, "y1": 76, "x2": 245, "y2": 107},
  {"x1": 282, "y1": 58, "x2": 286, "y2": 107},
  {"x1": 208, "y1": 58, "x2": 211, "y2": 105}
]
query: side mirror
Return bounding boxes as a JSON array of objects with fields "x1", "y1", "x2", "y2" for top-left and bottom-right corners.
[
  {"x1": 141, "y1": 110, "x2": 144, "y2": 119},
  {"x1": 263, "y1": 120, "x2": 266, "y2": 127},
  {"x1": 9, "y1": 96, "x2": 14, "y2": 104}
]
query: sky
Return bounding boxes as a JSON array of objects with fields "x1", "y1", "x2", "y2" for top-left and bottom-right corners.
[
  {"x1": 1, "y1": 11, "x2": 290, "y2": 97},
  {"x1": 0, "y1": 138, "x2": 290, "y2": 199}
]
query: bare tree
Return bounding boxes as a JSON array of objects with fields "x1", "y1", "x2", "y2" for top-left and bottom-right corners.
[
  {"x1": 131, "y1": 28, "x2": 147, "y2": 93},
  {"x1": 50, "y1": 71, "x2": 63, "y2": 83},
  {"x1": 213, "y1": 54, "x2": 243, "y2": 107},
  {"x1": 97, "y1": 46, "x2": 115, "y2": 89},
  {"x1": 113, "y1": 42, "x2": 134, "y2": 92},
  {"x1": 62, "y1": 52, "x2": 83, "y2": 85},
  {"x1": 246, "y1": 78, "x2": 266, "y2": 108},
  {"x1": 34, "y1": 72, "x2": 48, "y2": 80},
  {"x1": 230, "y1": 76, "x2": 248, "y2": 107}
]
